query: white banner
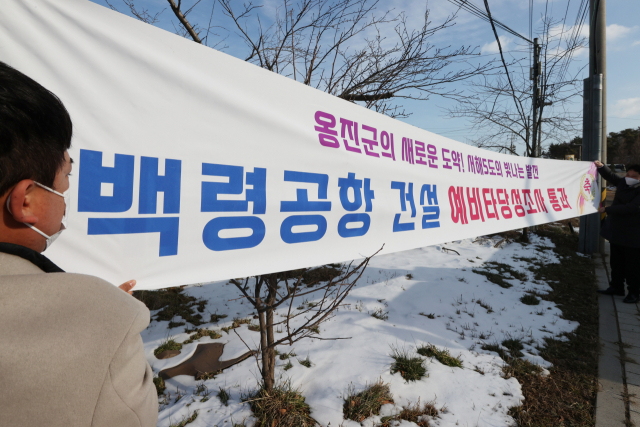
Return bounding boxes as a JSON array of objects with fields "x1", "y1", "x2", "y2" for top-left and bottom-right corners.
[{"x1": 0, "y1": 0, "x2": 600, "y2": 290}]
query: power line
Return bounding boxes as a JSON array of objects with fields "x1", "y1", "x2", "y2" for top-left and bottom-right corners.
[
  {"x1": 447, "y1": 0, "x2": 532, "y2": 44},
  {"x1": 557, "y1": 0, "x2": 589, "y2": 84}
]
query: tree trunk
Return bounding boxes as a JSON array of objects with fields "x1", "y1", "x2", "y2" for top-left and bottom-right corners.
[{"x1": 258, "y1": 275, "x2": 278, "y2": 392}]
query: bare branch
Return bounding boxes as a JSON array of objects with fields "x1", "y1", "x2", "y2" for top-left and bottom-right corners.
[{"x1": 166, "y1": 0, "x2": 203, "y2": 43}]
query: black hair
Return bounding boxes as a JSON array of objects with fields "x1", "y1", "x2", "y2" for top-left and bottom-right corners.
[
  {"x1": 0, "y1": 61, "x2": 72, "y2": 197},
  {"x1": 627, "y1": 164, "x2": 640, "y2": 175}
]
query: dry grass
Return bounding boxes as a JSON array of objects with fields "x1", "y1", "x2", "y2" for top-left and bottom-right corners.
[
  {"x1": 222, "y1": 317, "x2": 252, "y2": 334},
  {"x1": 169, "y1": 410, "x2": 198, "y2": 427},
  {"x1": 343, "y1": 379, "x2": 394, "y2": 422},
  {"x1": 380, "y1": 399, "x2": 439, "y2": 427},
  {"x1": 134, "y1": 287, "x2": 207, "y2": 326},
  {"x1": 244, "y1": 381, "x2": 316, "y2": 427},
  {"x1": 182, "y1": 327, "x2": 222, "y2": 344},
  {"x1": 502, "y1": 223, "x2": 599, "y2": 426},
  {"x1": 153, "y1": 375, "x2": 166, "y2": 395}
]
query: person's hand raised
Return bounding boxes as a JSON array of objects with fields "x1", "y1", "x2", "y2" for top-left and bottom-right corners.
[
  {"x1": 594, "y1": 160, "x2": 604, "y2": 168},
  {"x1": 119, "y1": 280, "x2": 136, "y2": 295}
]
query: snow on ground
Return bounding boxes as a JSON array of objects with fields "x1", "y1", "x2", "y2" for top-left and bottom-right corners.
[{"x1": 143, "y1": 233, "x2": 577, "y2": 427}]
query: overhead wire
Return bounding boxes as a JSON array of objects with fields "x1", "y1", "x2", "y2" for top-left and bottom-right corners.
[
  {"x1": 446, "y1": 0, "x2": 532, "y2": 44},
  {"x1": 557, "y1": 0, "x2": 589, "y2": 84}
]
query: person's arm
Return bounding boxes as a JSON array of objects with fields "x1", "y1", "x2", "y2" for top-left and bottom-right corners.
[
  {"x1": 605, "y1": 192, "x2": 640, "y2": 215},
  {"x1": 594, "y1": 161, "x2": 622, "y2": 186},
  {"x1": 92, "y1": 306, "x2": 158, "y2": 427}
]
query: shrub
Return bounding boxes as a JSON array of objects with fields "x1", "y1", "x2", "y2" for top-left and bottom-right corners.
[{"x1": 343, "y1": 379, "x2": 393, "y2": 422}]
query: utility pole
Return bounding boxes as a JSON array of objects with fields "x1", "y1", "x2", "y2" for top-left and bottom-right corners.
[
  {"x1": 531, "y1": 38, "x2": 541, "y2": 157},
  {"x1": 579, "y1": 0, "x2": 606, "y2": 254}
]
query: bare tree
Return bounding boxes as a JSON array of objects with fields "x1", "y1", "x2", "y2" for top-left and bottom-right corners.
[
  {"x1": 107, "y1": 0, "x2": 498, "y2": 119},
  {"x1": 230, "y1": 249, "x2": 380, "y2": 392},
  {"x1": 105, "y1": 0, "x2": 165, "y2": 24},
  {"x1": 447, "y1": 15, "x2": 586, "y2": 156},
  {"x1": 217, "y1": 0, "x2": 500, "y2": 118}
]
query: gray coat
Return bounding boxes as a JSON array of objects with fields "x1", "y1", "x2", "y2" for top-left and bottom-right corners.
[
  {"x1": 600, "y1": 165, "x2": 640, "y2": 248},
  {"x1": 0, "y1": 252, "x2": 158, "y2": 427}
]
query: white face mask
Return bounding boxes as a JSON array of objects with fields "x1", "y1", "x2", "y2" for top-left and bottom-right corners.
[
  {"x1": 5, "y1": 181, "x2": 69, "y2": 251},
  {"x1": 625, "y1": 177, "x2": 640, "y2": 186}
]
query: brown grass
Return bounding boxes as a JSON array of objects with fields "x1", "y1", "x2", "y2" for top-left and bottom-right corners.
[
  {"x1": 343, "y1": 379, "x2": 394, "y2": 422},
  {"x1": 244, "y1": 381, "x2": 316, "y2": 427},
  {"x1": 133, "y1": 287, "x2": 207, "y2": 326},
  {"x1": 380, "y1": 399, "x2": 439, "y2": 427},
  {"x1": 503, "y1": 223, "x2": 599, "y2": 426}
]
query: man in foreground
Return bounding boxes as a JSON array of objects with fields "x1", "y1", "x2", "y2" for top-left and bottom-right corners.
[
  {"x1": 0, "y1": 62, "x2": 158, "y2": 426},
  {"x1": 595, "y1": 160, "x2": 640, "y2": 303}
]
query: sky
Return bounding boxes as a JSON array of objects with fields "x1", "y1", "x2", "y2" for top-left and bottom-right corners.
[{"x1": 91, "y1": 0, "x2": 640, "y2": 152}]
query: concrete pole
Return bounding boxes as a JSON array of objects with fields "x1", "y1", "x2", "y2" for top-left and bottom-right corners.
[
  {"x1": 590, "y1": 0, "x2": 607, "y2": 162},
  {"x1": 592, "y1": 0, "x2": 607, "y2": 253},
  {"x1": 579, "y1": 0, "x2": 606, "y2": 255},
  {"x1": 531, "y1": 38, "x2": 540, "y2": 157}
]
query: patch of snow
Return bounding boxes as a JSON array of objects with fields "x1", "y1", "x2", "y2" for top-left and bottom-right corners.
[{"x1": 143, "y1": 234, "x2": 577, "y2": 427}]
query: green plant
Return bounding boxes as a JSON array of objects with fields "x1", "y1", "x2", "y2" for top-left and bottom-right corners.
[
  {"x1": 279, "y1": 351, "x2": 297, "y2": 360},
  {"x1": 232, "y1": 317, "x2": 252, "y2": 328},
  {"x1": 153, "y1": 375, "x2": 166, "y2": 395},
  {"x1": 481, "y1": 343, "x2": 509, "y2": 360},
  {"x1": 502, "y1": 338, "x2": 525, "y2": 357},
  {"x1": 417, "y1": 344, "x2": 463, "y2": 368},
  {"x1": 390, "y1": 346, "x2": 427, "y2": 382},
  {"x1": 248, "y1": 323, "x2": 260, "y2": 332},
  {"x1": 298, "y1": 356, "x2": 312, "y2": 368},
  {"x1": 243, "y1": 380, "x2": 316, "y2": 427},
  {"x1": 154, "y1": 338, "x2": 182, "y2": 356},
  {"x1": 283, "y1": 361, "x2": 293, "y2": 370},
  {"x1": 169, "y1": 410, "x2": 198, "y2": 427},
  {"x1": 217, "y1": 387, "x2": 230, "y2": 406},
  {"x1": 343, "y1": 380, "x2": 393, "y2": 422},
  {"x1": 210, "y1": 313, "x2": 228, "y2": 323},
  {"x1": 182, "y1": 327, "x2": 222, "y2": 344},
  {"x1": 520, "y1": 294, "x2": 541, "y2": 305},
  {"x1": 194, "y1": 381, "x2": 210, "y2": 398},
  {"x1": 371, "y1": 308, "x2": 389, "y2": 321},
  {"x1": 196, "y1": 371, "x2": 217, "y2": 381}
]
